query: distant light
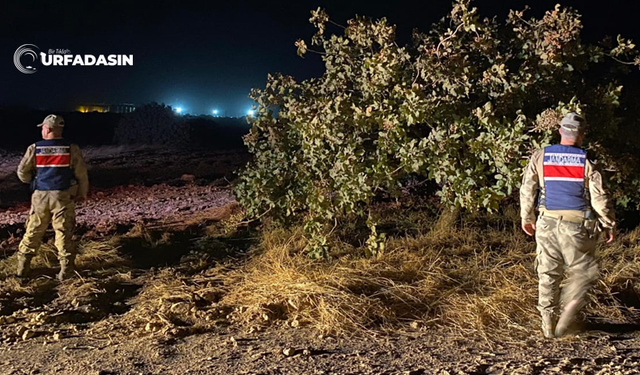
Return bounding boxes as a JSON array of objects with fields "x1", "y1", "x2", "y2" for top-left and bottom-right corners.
[
  {"x1": 247, "y1": 109, "x2": 255, "y2": 117},
  {"x1": 175, "y1": 107, "x2": 183, "y2": 114},
  {"x1": 212, "y1": 109, "x2": 219, "y2": 115}
]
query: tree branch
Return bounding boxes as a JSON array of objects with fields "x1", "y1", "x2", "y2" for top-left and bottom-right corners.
[
  {"x1": 328, "y1": 20, "x2": 346, "y2": 29},
  {"x1": 236, "y1": 206, "x2": 273, "y2": 226},
  {"x1": 436, "y1": 23, "x2": 464, "y2": 57},
  {"x1": 607, "y1": 54, "x2": 638, "y2": 66}
]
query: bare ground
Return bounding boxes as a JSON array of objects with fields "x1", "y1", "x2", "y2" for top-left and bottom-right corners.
[
  {"x1": 1, "y1": 146, "x2": 640, "y2": 375},
  {"x1": 1, "y1": 318, "x2": 640, "y2": 374}
]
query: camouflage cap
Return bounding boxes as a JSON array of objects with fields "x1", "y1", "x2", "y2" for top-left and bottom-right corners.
[
  {"x1": 559, "y1": 112, "x2": 586, "y2": 133},
  {"x1": 37, "y1": 114, "x2": 65, "y2": 129}
]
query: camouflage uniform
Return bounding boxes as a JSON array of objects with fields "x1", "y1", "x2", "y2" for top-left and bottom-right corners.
[
  {"x1": 16, "y1": 115, "x2": 89, "y2": 280},
  {"x1": 520, "y1": 131, "x2": 615, "y2": 336}
]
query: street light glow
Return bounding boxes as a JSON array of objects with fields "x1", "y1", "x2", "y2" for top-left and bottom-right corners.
[
  {"x1": 212, "y1": 109, "x2": 219, "y2": 115},
  {"x1": 247, "y1": 109, "x2": 255, "y2": 117},
  {"x1": 175, "y1": 107, "x2": 183, "y2": 114}
]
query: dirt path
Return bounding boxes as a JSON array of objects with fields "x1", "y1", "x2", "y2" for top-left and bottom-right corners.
[
  {"x1": 0, "y1": 145, "x2": 248, "y2": 210},
  {"x1": 1, "y1": 324, "x2": 640, "y2": 374},
  {"x1": 0, "y1": 184, "x2": 235, "y2": 228},
  {"x1": 0, "y1": 146, "x2": 246, "y2": 253}
]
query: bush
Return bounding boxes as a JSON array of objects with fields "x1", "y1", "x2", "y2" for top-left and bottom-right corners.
[{"x1": 236, "y1": 1, "x2": 640, "y2": 257}]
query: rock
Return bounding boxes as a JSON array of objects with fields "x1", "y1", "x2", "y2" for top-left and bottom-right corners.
[
  {"x1": 33, "y1": 312, "x2": 47, "y2": 323},
  {"x1": 16, "y1": 326, "x2": 27, "y2": 337},
  {"x1": 181, "y1": 174, "x2": 196, "y2": 183},
  {"x1": 52, "y1": 332, "x2": 61, "y2": 341},
  {"x1": 228, "y1": 336, "x2": 238, "y2": 348},
  {"x1": 145, "y1": 322, "x2": 162, "y2": 332},
  {"x1": 22, "y1": 329, "x2": 35, "y2": 340},
  {"x1": 199, "y1": 290, "x2": 221, "y2": 303},
  {"x1": 77, "y1": 304, "x2": 96, "y2": 314},
  {"x1": 302, "y1": 349, "x2": 311, "y2": 356},
  {"x1": 168, "y1": 327, "x2": 190, "y2": 338},
  {"x1": 283, "y1": 347, "x2": 296, "y2": 357}
]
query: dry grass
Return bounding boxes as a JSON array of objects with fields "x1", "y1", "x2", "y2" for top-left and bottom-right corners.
[
  {"x1": 0, "y1": 238, "x2": 134, "y2": 335},
  {"x1": 1, "y1": 203, "x2": 638, "y2": 341},
  {"x1": 590, "y1": 228, "x2": 640, "y2": 321},
  {"x1": 108, "y1": 265, "x2": 231, "y2": 337},
  {"x1": 0, "y1": 238, "x2": 128, "y2": 279},
  {"x1": 221, "y1": 205, "x2": 640, "y2": 338},
  {"x1": 75, "y1": 240, "x2": 131, "y2": 271}
]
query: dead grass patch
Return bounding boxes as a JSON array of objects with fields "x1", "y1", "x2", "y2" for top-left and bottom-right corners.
[
  {"x1": 108, "y1": 265, "x2": 231, "y2": 337},
  {"x1": 221, "y1": 206, "x2": 640, "y2": 338},
  {"x1": 1, "y1": 203, "x2": 638, "y2": 341}
]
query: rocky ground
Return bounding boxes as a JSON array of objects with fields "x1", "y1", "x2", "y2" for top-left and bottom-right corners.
[
  {"x1": 1, "y1": 184, "x2": 234, "y2": 228},
  {"x1": 1, "y1": 320, "x2": 640, "y2": 374},
  {"x1": 0, "y1": 146, "x2": 243, "y2": 251},
  {"x1": 1, "y1": 146, "x2": 640, "y2": 375}
]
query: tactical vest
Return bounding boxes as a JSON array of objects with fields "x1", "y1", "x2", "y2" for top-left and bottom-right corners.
[
  {"x1": 34, "y1": 139, "x2": 74, "y2": 191},
  {"x1": 540, "y1": 144, "x2": 588, "y2": 211}
]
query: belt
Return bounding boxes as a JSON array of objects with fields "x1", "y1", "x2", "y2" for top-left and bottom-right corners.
[{"x1": 539, "y1": 210, "x2": 585, "y2": 224}]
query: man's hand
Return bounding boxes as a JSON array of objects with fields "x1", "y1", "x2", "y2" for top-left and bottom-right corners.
[
  {"x1": 604, "y1": 228, "x2": 615, "y2": 244},
  {"x1": 522, "y1": 222, "x2": 536, "y2": 237}
]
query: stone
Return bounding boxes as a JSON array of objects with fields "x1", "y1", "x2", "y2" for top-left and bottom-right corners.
[
  {"x1": 181, "y1": 174, "x2": 196, "y2": 183},
  {"x1": 16, "y1": 326, "x2": 27, "y2": 338},
  {"x1": 22, "y1": 330, "x2": 35, "y2": 340}
]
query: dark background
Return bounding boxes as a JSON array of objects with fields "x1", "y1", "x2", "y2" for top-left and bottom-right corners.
[{"x1": 1, "y1": 0, "x2": 639, "y2": 117}]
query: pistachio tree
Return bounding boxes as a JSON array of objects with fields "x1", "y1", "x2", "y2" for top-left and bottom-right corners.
[{"x1": 235, "y1": 1, "x2": 640, "y2": 258}]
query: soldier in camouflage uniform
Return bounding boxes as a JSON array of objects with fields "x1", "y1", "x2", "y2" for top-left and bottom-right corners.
[
  {"x1": 520, "y1": 112, "x2": 615, "y2": 338},
  {"x1": 16, "y1": 114, "x2": 89, "y2": 281}
]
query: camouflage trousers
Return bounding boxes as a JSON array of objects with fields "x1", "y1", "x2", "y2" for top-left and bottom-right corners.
[
  {"x1": 18, "y1": 190, "x2": 76, "y2": 261},
  {"x1": 535, "y1": 215, "x2": 598, "y2": 318}
]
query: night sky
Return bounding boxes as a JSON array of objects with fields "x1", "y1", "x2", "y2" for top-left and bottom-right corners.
[{"x1": 1, "y1": 0, "x2": 639, "y2": 117}]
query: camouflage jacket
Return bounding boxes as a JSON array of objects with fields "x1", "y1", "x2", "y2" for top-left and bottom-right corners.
[{"x1": 520, "y1": 148, "x2": 615, "y2": 229}]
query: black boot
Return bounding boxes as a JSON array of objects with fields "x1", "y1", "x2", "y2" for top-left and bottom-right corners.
[
  {"x1": 16, "y1": 254, "x2": 32, "y2": 278},
  {"x1": 57, "y1": 256, "x2": 76, "y2": 281}
]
